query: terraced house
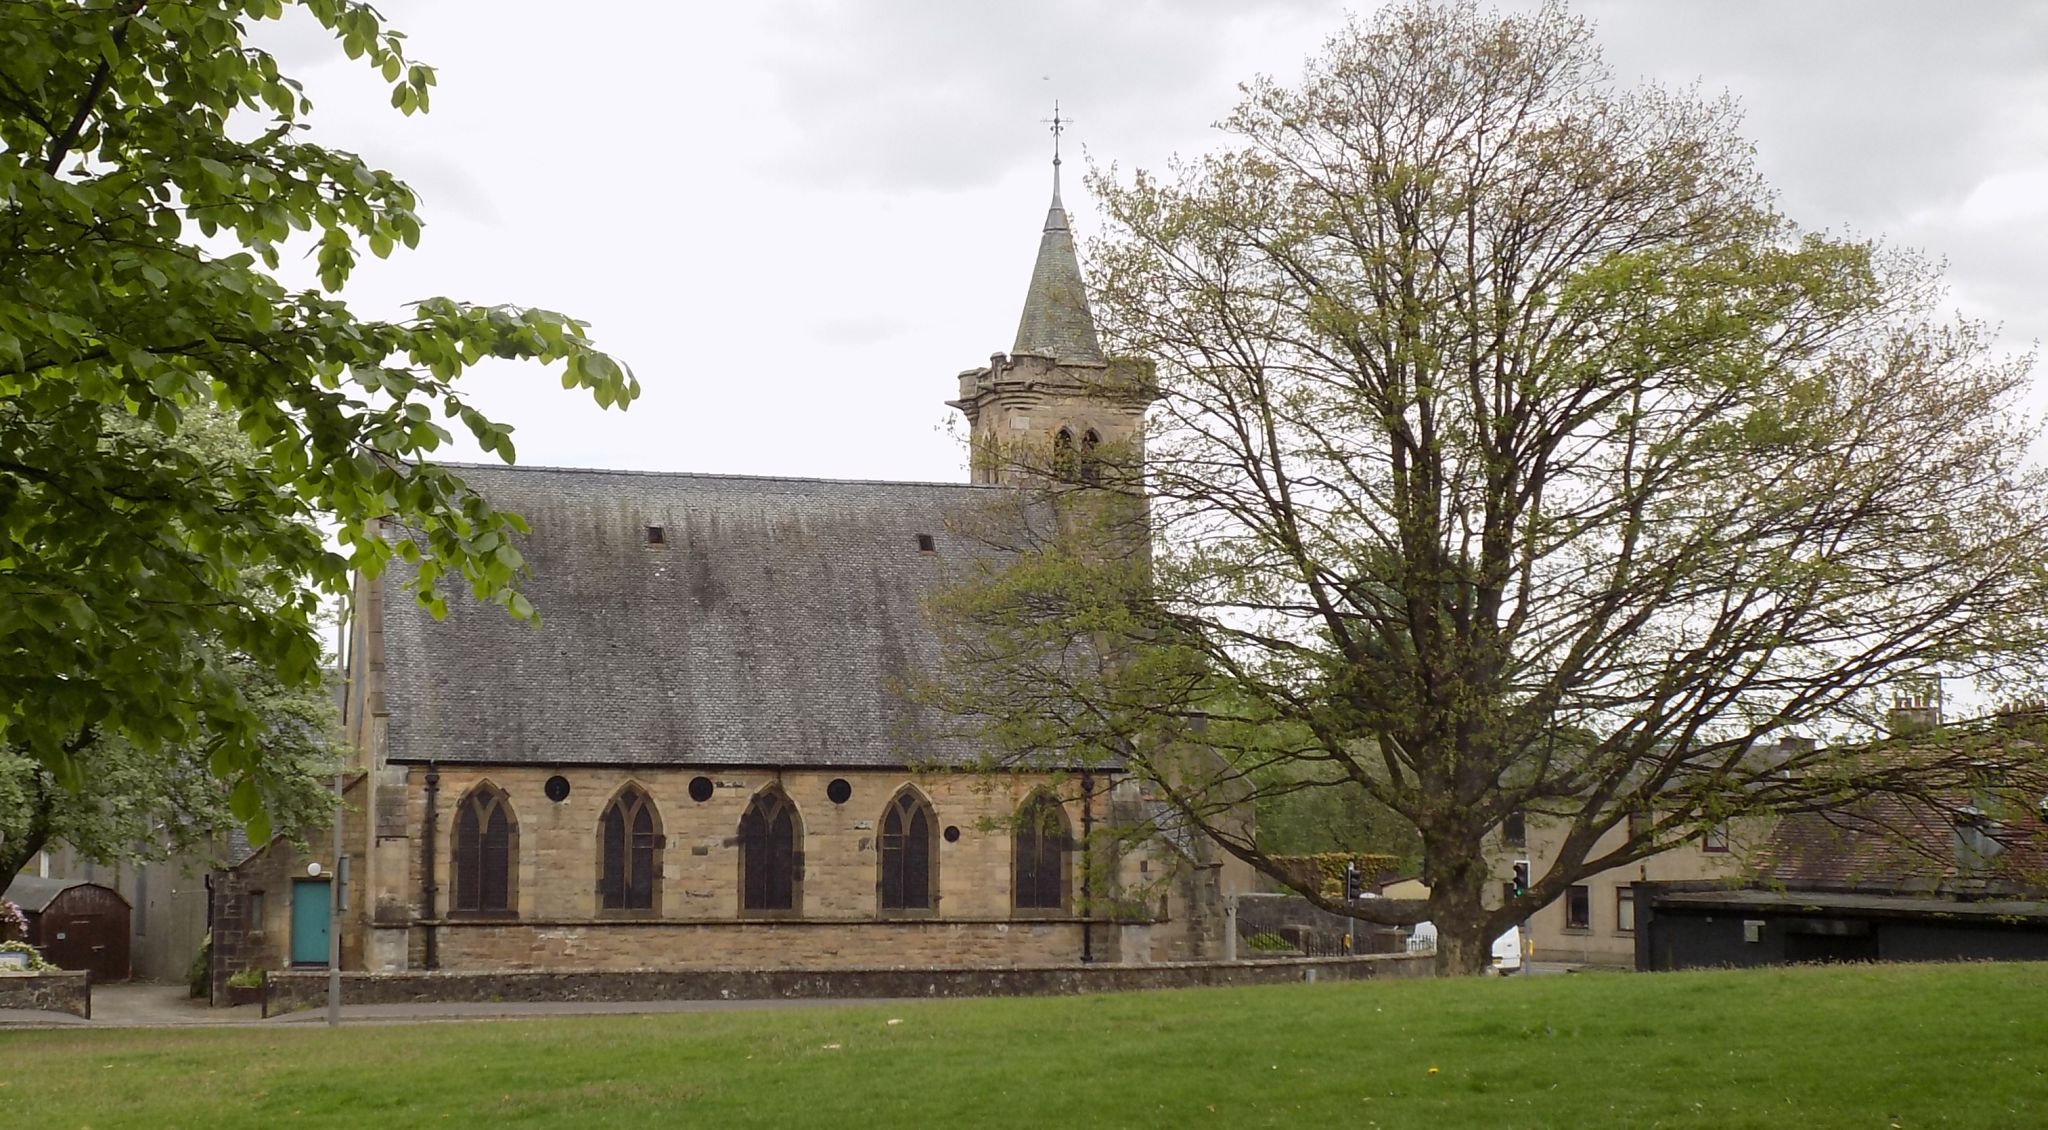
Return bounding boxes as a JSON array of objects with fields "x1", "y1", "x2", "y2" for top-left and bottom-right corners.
[{"x1": 208, "y1": 161, "x2": 1251, "y2": 989}]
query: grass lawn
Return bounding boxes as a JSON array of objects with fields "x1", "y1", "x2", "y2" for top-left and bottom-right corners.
[{"x1": 5, "y1": 962, "x2": 2045, "y2": 1128}]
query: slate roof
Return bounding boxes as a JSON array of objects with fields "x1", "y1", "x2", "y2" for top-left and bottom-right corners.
[
  {"x1": 1753, "y1": 729, "x2": 2048, "y2": 894},
  {"x1": 1757, "y1": 797, "x2": 2048, "y2": 894},
  {"x1": 1012, "y1": 179, "x2": 1106, "y2": 366},
  {"x1": 377, "y1": 465, "x2": 1032, "y2": 770},
  {"x1": 222, "y1": 827, "x2": 263, "y2": 870}
]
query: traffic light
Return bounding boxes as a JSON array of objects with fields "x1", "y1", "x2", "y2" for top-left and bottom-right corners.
[
  {"x1": 1511, "y1": 860, "x2": 1530, "y2": 896},
  {"x1": 1343, "y1": 861, "x2": 1361, "y2": 902}
]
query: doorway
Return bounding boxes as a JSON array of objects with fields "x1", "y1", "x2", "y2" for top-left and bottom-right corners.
[
  {"x1": 43, "y1": 912, "x2": 129, "y2": 981},
  {"x1": 290, "y1": 879, "x2": 331, "y2": 967}
]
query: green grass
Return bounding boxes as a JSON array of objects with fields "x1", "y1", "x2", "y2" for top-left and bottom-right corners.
[{"x1": 5, "y1": 963, "x2": 2046, "y2": 1128}]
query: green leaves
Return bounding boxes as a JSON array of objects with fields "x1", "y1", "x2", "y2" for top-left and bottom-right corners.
[
  {"x1": 0, "y1": 2, "x2": 635, "y2": 819},
  {"x1": 0, "y1": 654, "x2": 343, "y2": 896}
]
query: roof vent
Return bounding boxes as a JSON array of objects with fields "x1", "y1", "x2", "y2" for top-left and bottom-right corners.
[
  {"x1": 916, "y1": 533, "x2": 936, "y2": 553},
  {"x1": 646, "y1": 525, "x2": 666, "y2": 545}
]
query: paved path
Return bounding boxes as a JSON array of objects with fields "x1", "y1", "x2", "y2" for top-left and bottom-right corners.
[{"x1": 0, "y1": 982, "x2": 907, "y2": 1031}]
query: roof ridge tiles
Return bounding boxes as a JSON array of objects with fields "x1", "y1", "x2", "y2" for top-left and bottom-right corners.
[{"x1": 436, "y1": 461, "x2": 1004, "y2": 492}]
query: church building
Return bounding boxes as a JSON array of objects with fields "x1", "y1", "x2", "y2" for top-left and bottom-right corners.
[{"x1": 209, "y1": 155, "x2": 1250, "y2": 986}]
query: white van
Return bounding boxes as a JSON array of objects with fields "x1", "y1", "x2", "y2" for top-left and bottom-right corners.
[
  {"x1": 1492, "y1": 925, "x2": 1524, "y2": 972},
  {"x1": 1405, "y1": 922, "x2": 1525, "y2": 972}
]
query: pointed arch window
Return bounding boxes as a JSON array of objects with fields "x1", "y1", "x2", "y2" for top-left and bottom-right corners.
[
  {"x1": 1013, "y1": 791, "x2": 1071, "y2": 912},
  {"x1": 600, "y1": 785, "x2": 663, "y2": 913},
  {"x1": 740, "y1": 788, "x2": 803, "y2": 915},
  {"x1": 879, "y1": 788, "x2": 938, "y2": 913},
  {"x1": 1052, "y1": 427, "x2": 1077, "y2": 480},
  {"x1": 1079, "y1": 429, "x2": 1102, "y2": 485},
  {"x1": 452, "y1": 783, "x2": 517, "y2": 916}
]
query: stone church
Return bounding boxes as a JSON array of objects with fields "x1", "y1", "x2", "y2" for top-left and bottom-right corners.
[{"x1": 211, "y1": 160, "x2": 1252, "y2": 983}]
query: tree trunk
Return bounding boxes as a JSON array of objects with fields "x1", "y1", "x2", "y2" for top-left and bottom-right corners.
[
  {"x1": 1434, "y1": 918, "x2": 1494, "y2": 976},
  {"x1": 0, "y1": 831, "x2": 45, "y2": 904},
  {"x1": 1426, "y1": 843, "x2": 1496, "y2": 976},
  {"x1": 0, "y1": 778, "x2": 54, "y2": 903}
]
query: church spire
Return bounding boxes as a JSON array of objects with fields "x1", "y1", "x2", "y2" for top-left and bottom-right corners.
[{"x1": 1012, "y1": 103, "x2": 1105, "y2": 366}]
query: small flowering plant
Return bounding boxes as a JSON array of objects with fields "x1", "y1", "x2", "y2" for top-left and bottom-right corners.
[{"x1": 0, "y1": 898, "x2": 26, "y2": 942}]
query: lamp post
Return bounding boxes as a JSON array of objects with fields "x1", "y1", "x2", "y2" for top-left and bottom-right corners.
[
  {"x1": 327, "y1": 608, "x2": 346, "y2": 1027},
  {"x1": 327, "y1": 771, "x2": 342, "y2": 1027}
]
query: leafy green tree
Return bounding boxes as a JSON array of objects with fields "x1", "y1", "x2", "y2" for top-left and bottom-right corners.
[
  {"x1": 1, "y1": 1, "x2": 636, "y2": 819},
  {"x1": 931, "y1": 0, "x2": 2048, "y2": 972},
  {"x1": 1, "y1": 404, "x2": 342, "y2": 899},
  {"x1": 0, "y1": 659, "x2": 340, "y2": 900},
  {"x1": 1253, "y1": 762, "x2": 1419, "y2": 864}
]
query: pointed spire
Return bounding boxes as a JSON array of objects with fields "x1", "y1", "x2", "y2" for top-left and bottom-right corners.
[{"x1": 1013, "y1": 103, "x2": 1105, "y2": 366}]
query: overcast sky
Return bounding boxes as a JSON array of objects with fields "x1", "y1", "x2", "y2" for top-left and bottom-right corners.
[{"x1": 257, "y1": 1, "x2": 2048, "y2": 484}]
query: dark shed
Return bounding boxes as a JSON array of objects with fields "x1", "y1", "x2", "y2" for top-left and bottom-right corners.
[
  {"x1": 1635, "y1": 884, "x2": 2048, "y2": 971},
  {"x1": 9, "y1": 877, "x2": 131, "y2": 981}
]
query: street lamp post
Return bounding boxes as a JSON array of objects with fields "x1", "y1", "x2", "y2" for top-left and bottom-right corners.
[{"x1": 327, "y1": 769, "x2": 342, "y2": 1027}]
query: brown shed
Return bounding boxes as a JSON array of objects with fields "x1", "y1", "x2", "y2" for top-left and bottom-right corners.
[{"x1": 10, "y1": 877, "x2": 131, "y2": 981}]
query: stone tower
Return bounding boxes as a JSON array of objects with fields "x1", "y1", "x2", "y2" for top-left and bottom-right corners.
[{"x1": 951, "y1": 154, "x2": 1155, "y2": 486}]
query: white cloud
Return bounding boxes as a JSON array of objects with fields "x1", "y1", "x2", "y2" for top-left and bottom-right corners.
[
  {"x1": 1932, "y1": 169, "x2": 2048, "y2": 229},
  {"x1": 228, "y1": 0, "x2": 2048, "y2": 483}
]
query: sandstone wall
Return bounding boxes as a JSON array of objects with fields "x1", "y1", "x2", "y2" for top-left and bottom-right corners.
[
  {"x1": 398, "y1": 765, "x2": 1090, "y2": 923},
  {"x1": 430, "y1": 918, "x2": 1088, "y2": 970},
  {"x1": 373, "y1": 765, "x2": 1140, "y2": 970}
]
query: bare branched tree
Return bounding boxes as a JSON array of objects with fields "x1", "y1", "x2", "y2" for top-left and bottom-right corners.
[{"x1": 926, "y1": 0, "x2": 2048, "y2": 973}]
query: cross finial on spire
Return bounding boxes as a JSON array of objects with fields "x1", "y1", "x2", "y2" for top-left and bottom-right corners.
[{"x1": 1041, "y1": 101, "x2": 1071, "y2": 196}]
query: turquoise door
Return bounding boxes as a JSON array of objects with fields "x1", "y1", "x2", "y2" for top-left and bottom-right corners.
[{"x1": 291, "y1": 879, "x2": 331, "y2": 966}]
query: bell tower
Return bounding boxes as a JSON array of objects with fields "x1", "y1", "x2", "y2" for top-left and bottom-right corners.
[{"x1": 951, "y1": 109, "x2": 1154, "y2": 487}]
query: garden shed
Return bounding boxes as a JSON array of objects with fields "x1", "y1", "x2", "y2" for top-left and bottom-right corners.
[{"x1": 8, "y1": 877, "x2": 131, "y2": 981}]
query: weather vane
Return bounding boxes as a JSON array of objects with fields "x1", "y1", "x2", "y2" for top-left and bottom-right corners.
[
  {"x1": 1042, "y1": 101, "x2": 1071, "y2": 168},
  {"x1": 1042, "y1": 101, "x2": 1071, "y2": 195}
]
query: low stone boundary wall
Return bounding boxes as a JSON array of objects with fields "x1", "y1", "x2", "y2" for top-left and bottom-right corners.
[
  {"x1": 0, "y1": 970, "x2": 91, "y2": 1018},
  {"x1": 262, "y1": 952, "x2": 1429, "y2": 1015}
]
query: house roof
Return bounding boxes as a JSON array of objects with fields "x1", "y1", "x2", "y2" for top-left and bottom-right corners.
[
  {"x1": 1753, "y1": 722, "x2": 2048, "y2": 895},
  {"x1": 1759, "y1": 801, "x2": 2048, "y2": 894},
  {"x1": 5, "y1": 876, "x2": 126, "y2": 914},
  {"x1": 377, "y1": 464, "x2": 1044, "y2": 770}
]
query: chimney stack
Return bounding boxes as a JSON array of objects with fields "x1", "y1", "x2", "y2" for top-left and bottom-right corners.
[{"x1": 1887, "y1": 681, "x2": 1942, "y2": 735}]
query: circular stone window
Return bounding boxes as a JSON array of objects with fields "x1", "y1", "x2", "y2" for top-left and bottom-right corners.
[
  {"x1": 826, "y1": 778, "x2": 852, "y2": 805},
  {"x1": 688, "y1": 776, "x2": 715, "y2": 803},
  {"x1": 543, "y1": 775, "x2": 571, "y2": 803},
  {"x1": 943, "y1": 825, "x2": 961, "y2": 843}
]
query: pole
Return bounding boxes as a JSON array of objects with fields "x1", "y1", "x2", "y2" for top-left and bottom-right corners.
[
  {"x1": 327, "y1": 768, "x2": 342, "y2": 1027},
  {"x1": 422, "y1": 766, "x2": 440, "y2": 970},
  {"x1": 1343, "y1": 861, "x2": 1357, "y2": 955},
  {"x1": 327, "y1": 609, "x2": 345, "y2": 1027},
  {"x1": 1078, "y1": 770, "x2": 1094, "y2": 963}
]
